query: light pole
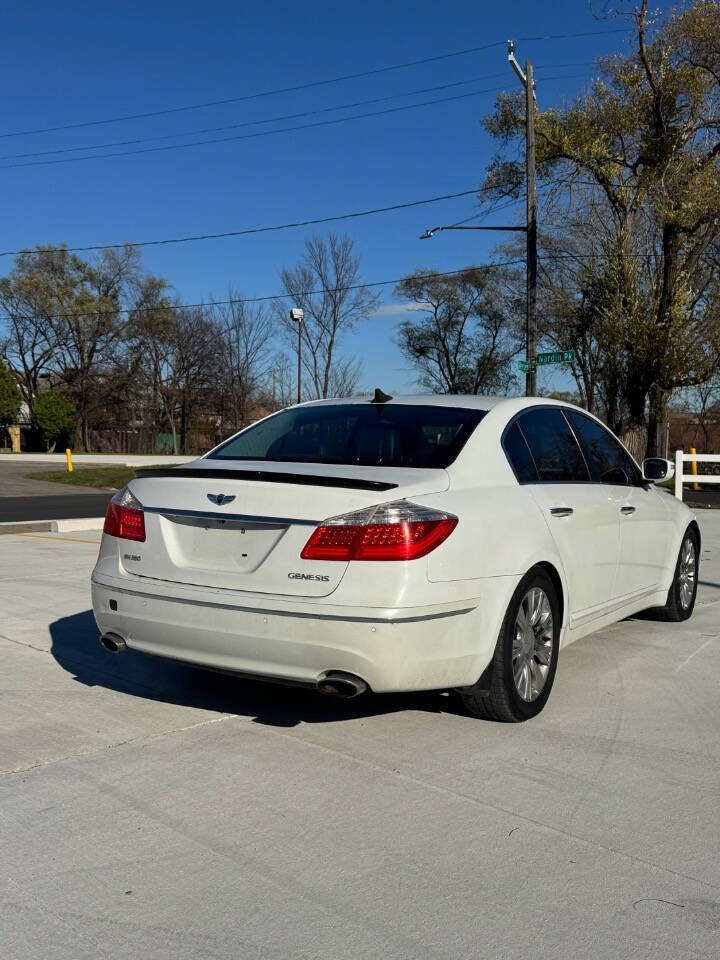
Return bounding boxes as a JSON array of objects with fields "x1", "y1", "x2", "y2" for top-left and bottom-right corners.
[
  {"x1": 419, "y1": 43, "x2": 538, "y2": 397},
  {"x1": 290, "y1": 308, "x2": 304, "y2": 404},
  {"x1": 508, "y1": 39, "x2": 537, "y2": 398}
]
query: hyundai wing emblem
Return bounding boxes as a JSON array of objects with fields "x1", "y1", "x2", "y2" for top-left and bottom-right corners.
[{"x1": 207, "y1": 493, "x2": 236, "y2": 506}]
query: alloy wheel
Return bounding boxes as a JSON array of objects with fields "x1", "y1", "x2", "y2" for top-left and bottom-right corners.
[
  {"x1": 512, "y1": 587, "x2": 554, "y2": 702},
  {"x1": 678, "y1": 537, "x2": 697, "y2": 610}
]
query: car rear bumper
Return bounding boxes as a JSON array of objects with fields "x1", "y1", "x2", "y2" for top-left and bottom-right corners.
[{"x1": 90, "y1": 571, "x2": 515, "y2": 692}]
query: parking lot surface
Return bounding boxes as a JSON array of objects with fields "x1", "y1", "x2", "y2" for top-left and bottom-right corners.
[{"x1": 2, "y1": 517, "x2": 720, "y2": 959}]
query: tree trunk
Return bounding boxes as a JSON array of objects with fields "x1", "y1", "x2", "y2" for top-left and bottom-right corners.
[
  {"x1": 82, "y1": 413, "x2": 91, "y2": 453},
  {"x1": 180, "y1": 396, "x2": 188, "y2": 455},
  {"x1": 646, "y1": 383, "x2": 667, "y2": 458}
]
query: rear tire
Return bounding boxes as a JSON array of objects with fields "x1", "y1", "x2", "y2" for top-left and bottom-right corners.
[
  {"x1": 651, "y1": 527, "x2": 699, "y2": 623},
  {"x1": 460, "y1": 567, "x2": 560, "y2": 722}
]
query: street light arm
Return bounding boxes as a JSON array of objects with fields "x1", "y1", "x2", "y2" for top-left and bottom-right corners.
[
  {"x1": 508, "y1": 50, "x2": 527, "y2": 87},
  {"x1": 420, "y1": 224, "x2": 526, "y2": 239}
]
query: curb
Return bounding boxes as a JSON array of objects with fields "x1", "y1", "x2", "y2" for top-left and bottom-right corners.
[{"x1": 0, "y1": 517, "x2": 104, "y2": 535}]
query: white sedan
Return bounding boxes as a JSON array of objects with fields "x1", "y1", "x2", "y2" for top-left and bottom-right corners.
[{"x1": 91, "y1": 394, "x2": 699, "y2": 722}]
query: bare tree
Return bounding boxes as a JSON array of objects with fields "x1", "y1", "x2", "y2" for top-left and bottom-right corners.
[
  {"x1": 684, "y1": 376, "x2": 720, "y2": 451},
  {"x1": 269, "y1": 353, "x2": 297, "y2": 409},
  {"x1": 395, "y1": 268, "x2": 520, "y2": 394},
  {"x1": 213, "y1": 294, "x2": 274, "y2": 429},
  {"x1": 130, "y1": 289, "x2": 217, "y2": 455},
  {"x1": 329, "y1": 356, "x2": 362, "y2": 397},
  {"x1": 277, "y1": 233, "x2": 377, "y2": 399}
]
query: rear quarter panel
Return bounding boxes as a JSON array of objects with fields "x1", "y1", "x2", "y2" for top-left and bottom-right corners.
[{"x1": 423, "y1": 485, "x2": 565, "y2": 586}]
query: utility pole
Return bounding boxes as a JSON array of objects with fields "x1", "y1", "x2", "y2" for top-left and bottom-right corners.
[
  {"x1": 290, "y1": 308, "x2": 304, "y2": 404},
  {"x1": 509, "y1": 41, "x2": 538, "y2": 397}
]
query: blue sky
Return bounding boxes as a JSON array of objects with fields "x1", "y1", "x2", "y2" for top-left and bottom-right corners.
[{"x1": 0, "y1": 0, "x2": 672, "y2": 395}]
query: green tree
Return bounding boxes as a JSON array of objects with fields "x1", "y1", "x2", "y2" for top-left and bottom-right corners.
[
  {"x1": 0, "y1": 244, "x2": 164, "y2": 451},
  {"x1": 0, "y1": 359, "x2": 21, "y2": 427},
  {"x1": 482, "y1": 0, "x2": 720, "y2": 454},
  {"x1": 33, "y1": 389, "x2": 77, "y2": 449}
]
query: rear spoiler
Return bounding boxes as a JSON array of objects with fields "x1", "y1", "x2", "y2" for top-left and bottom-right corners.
[{"x1": 133, "y1": 466, "x2": 398, "y2": 493}]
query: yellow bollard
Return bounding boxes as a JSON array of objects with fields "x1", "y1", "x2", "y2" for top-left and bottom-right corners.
[
  {"x1": 690, "y1": 446, "x2": 699, "y2": 491},
  {"x1": 66, "y1": 448, "x2": 73, "y2": 473}
]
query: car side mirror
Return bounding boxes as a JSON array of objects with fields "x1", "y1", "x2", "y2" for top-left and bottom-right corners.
[{"x1": 642, "y1": 457, "x2": 675, "y2": 484}]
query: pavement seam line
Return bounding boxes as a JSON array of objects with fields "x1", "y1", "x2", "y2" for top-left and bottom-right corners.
[
  {"x1": 0, "y1": 632, "x2": 53, "y2": 656},
  {"x1": 6, "y1": 700, "x2": 716, "y2": 896},
  {"x1": 237, "y1": 718, "x2": 720, "y2": 895},
  {"x1": 1, "y1": 714, "x2": 234, "y2": 778}
]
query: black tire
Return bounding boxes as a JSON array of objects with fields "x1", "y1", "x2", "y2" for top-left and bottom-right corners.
[
  {"x1": 460, "y1": 567, "x2": 561, "y2": 722},
  {"x1": 652, "y1": 526, "x2": 699, "y2": 623}
]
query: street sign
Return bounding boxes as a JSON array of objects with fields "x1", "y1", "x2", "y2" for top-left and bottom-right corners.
[
  {"x1": 537, "y1": 349, "x2": 575, "y2": 365},
  {"x1": 518, "y1": 349, "x2": 574, "y2": 372}
]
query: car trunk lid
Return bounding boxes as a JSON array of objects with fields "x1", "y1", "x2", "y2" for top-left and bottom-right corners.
[{"x1": 123, "y1": 460, "x2": 449, "y2": 597}]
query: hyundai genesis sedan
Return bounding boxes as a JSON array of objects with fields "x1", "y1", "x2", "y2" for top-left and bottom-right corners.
[{"x1": 91, "y1": 394, "x2": 699, "y2": 722}]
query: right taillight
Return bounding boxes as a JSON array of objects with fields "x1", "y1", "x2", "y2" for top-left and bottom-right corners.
[
  {"x1": 103, "y1": 487, "x2": 146, "y2": 542},
  {"x1": 301, "y1": 500, "x2": 457, "y2": 561}
]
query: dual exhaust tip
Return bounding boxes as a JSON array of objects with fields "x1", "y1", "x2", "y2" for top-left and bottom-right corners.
[
  {"x1": 98, "y1": 634, "x2": 367, "y2": 699},
  {"x1": 316, "y1": 672, "x2": 367, "y2": 699},
  {"x1": 99, "y1": 632, "x2": 127, "y2": 654}
]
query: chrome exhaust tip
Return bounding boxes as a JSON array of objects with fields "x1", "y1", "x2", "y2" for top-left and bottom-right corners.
[
  {"x1": 317, "y1": 671, "x2": 368, "y2": 699},
  {"x1": 99, "y1": 632, "x2": 127, "y2": 654}
]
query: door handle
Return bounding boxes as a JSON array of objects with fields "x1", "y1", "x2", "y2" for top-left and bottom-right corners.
[
  {"x1": 550, "y1": 507, "x2": 574, "y2": 517},
  {"x1": 620, "y1": 505, "x2": 636, "y2": 515}
]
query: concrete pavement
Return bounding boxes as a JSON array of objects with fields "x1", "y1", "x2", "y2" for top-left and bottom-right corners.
[{"x1": 1, "y1": 519, "x2": 720, "y2": 959}]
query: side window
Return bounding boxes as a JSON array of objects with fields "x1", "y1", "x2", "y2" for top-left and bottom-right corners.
[
  {"x1": 565, "y1": 411, "x2": 639, "y2": 485},
  {"x1": 517, "y1": 409, "x2": 590, "y2": 483},
  {"x1": 504, "y1": 421, "x2": 538, "y2": 482}
]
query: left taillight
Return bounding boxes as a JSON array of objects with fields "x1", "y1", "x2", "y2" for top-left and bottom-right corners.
[
  {"x1": 301, "y1": 500, "x2": 457, "y2": 561},
  {"x1": 103, "y1": 487, "x2": 146, "y2": 542}
]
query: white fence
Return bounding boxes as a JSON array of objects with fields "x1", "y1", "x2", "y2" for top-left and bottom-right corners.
[{"x1": 674, "y1": 450, "x2": 720, "y2": 500}]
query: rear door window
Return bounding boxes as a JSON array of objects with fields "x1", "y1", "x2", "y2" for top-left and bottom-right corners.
[
  {"x1": 565, "y1": 410, "x2": 639, "y2": 485},
  {"x1": 516, "y1": 408, "x2": 590, "y2": 482},
  {"x1": 504, "y1": 421, "x2": 539, "y2": 482}
]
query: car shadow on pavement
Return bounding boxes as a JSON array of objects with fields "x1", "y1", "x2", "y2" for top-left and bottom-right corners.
[{"x1": 49, "y1": 609, "x2": 464, "y2": 728}]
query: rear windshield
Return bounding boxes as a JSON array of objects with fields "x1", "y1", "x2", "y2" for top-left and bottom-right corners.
[{"x1": 208, "y1": 403, "x2": 486, "y2": 469}]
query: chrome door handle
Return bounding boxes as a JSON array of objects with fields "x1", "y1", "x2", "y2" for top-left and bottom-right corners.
[
  {"x1": 620, "y1": 505, "x2": 636, "y2": 515},
  {"x1": 550, "y1": 507, "x2": 574, "y2": 518}
]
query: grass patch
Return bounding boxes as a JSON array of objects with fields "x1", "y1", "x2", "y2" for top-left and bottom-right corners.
[{"x1": 27, "y1": 466, "x2": 135, "y2": 489}]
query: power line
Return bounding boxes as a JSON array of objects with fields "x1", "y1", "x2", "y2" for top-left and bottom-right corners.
[
  {"x1": 0, "y1": 65, "x2": 594, "y2": 163},
  {"x1": 0, "y1": 248, "x2": 655, "y2": 325},
  {"x1": 0, "y1": 74, "x2": 590, "y2": 171},
  {"x1": 0, "y1": 187, "x2": 487, "y2": 257},
  {"x1": 0, "y1": 73, "x2": 510, "y2": 162},
  {"x1": 0, "y1": 28, "x2": 627, "y2": 141},
  {"x1": 0, "y1": 178, "x2": 606, "y2": 260},
  {"x1": 0, "y1": 87, "x2": 506, "y2": 170}
]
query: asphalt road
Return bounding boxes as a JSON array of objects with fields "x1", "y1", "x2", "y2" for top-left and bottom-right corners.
[
  {"x1": 0, "y1": 493, "x2": 111, "y2": 522},
  {"x1": 0, "y1": 462, "x2": 112, "y2": 521},
  {"x1": 2, "y1": 518, "x2": 720, "y2": 959},
  {"x1": 684, "y1": 487, "x2": 720, "y2": 509}
]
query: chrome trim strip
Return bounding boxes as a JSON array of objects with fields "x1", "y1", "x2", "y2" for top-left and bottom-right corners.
[
  {"x1": 569, "y1": 585, "x2": 659, "y2": 629},
  {"x1": 90, "y1": 574, "x2": 476, "y2": 624},
  {"x1": 143, "y1": 506, "x2": 319, "y2": 527}
]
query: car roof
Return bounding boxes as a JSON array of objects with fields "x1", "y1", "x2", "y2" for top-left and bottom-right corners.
[{"x1": 296, "y1": 394, "x2": 582, "y2": 415}]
